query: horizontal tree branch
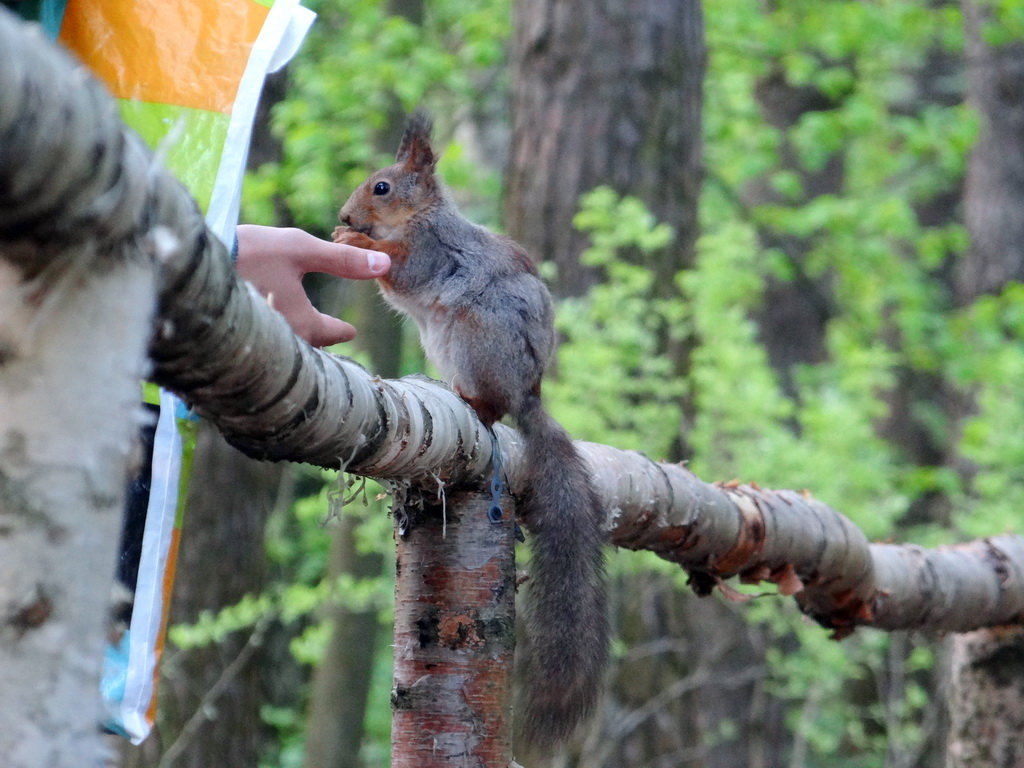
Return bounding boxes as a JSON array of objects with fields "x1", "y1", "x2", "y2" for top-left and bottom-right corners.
[{"x1": 1, "y1": 8, "x2": 1023, "y2": 640}]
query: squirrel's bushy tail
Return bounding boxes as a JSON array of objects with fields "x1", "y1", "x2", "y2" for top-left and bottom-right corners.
[{"x1": 514, "y1": 394, "x2": 609, "y2": 748}]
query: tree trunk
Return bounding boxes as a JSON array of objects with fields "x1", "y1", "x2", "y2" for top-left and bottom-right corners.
[
  {"x1": 944, "y1": 6, "x2": 1024, "y2": 764},
  {"x1": 946, "y1": 628, "x2": 1024, "y2": 768},
  {"x1": 0, "y1": 251, "x2": 154, "y2": 767},
  {"x1": 506, "y1": 2, "x2": 709, "y2": 765},
  {"x1": 303, "y1": 513, "x2": 385, "y2": 768},
  {"x1": 746, "y1": 67, "x2": 841, "y2": 389},
  {"x1": 0, "y1": 14, "x2": 159, "y2": 765},
  {"x1": 390, "y1": 489, "x2": 516, "y2": 767},
  {"x1": 506, "y1": 0, "x2": 704, "y2": 298},
  {"x1": 956, "y1": 1, "x2": 1024, "y2": 302}
]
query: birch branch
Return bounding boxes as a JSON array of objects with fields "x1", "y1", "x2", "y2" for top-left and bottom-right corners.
[{"x1": 1, "y1": 7, "x2": 1023, "y2": 644}]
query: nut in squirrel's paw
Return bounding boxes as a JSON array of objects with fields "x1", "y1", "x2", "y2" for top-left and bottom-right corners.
[{"x1": 332, "y1": 226, "x2": 376, "y2": 250}]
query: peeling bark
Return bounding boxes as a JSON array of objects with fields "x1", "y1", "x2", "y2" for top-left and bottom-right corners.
[
  {"x1": 390, "y1": 489, "x2": 516, "y2": 767},
  {"x1": 584, "y1": 450, "x2": 1024, "y2": 635}
]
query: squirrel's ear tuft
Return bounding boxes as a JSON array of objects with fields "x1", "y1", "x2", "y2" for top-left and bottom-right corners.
[{"x1": 396, "y1": 110, "x2": 435, "y2": 172}]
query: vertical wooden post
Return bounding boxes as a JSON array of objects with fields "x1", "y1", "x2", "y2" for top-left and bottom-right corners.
[{"x1": 390, "y1": 488, "x2": 516, "y2": 767}]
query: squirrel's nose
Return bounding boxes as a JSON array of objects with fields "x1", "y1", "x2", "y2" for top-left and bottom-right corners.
[{"x1": 338, "y1": 212, "x2": 351, "y2": 226}]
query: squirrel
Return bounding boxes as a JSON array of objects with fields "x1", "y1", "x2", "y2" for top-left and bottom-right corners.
[{"x1": 332, "y1": 112, "x2": 609, "y2": 748}]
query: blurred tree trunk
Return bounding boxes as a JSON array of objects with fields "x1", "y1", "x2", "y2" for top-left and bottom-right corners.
[
  {"x1": 505, "y1": 2, "x2": 720, "y2": 766},
  {"x1": 506, "y1": 0, "x2": 704, "y2": 299},
  {"x1": 507, "y1": 0, "x2": 704, "y2": 462},
  {"x1": 303, "y1": 513, "x2": 386, "y2": 768},
  {"x1": 302, "y1": 0, "x2": 416, "y2": 756},
  {"x1": 882, "y1": 9, "x2": 965, "y2": 533},
  {"x1": 946, "y1": 6, "x2": 1024, "y2": 765},
  {"x1": 748, "y1": 40, "x2": 962, "y2": 528},
  {"x1": 0, "y1": 251, "x2": 153, "y2": 768},
  {"x1": 956, "y1": 1, "x2": 1024, "y2": 302},
  {"x1": 946, "y1": 628, "x2": 1024, "y2": 768},
  {"x1": 745, "y1": 68, "x2": 841, "y2": 389}
]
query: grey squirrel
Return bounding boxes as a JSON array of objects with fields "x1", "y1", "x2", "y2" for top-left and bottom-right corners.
[{"x1": 333, "y1": 113, "x2": 608, "y2": 747}]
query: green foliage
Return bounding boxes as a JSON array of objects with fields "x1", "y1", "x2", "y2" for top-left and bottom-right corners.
[
  {"x1": 699, "y1": 0, "x2": 978, "y2": 537},
  {"x1": 545, "y1": 187, "x2": 684, "y2": 456},
  {"x1": 232, "y1": 0, "x2": 1024, "y2": 764},
  {"x1": 539, "y1": 1, "x2": 1024, "y2": 763},
  {"x1": 243, "y1": 0, "x2": 509, "y2": 232},
  {"x1": 979, "y1": 0, "x2": 1024, "y2": 46},
  {"x1": 704, "y1": 1, "x2": 944, "y2": 758},
  {"x1": 170, "y1": 476, "x2": 396, "y2": 655},
  {"x1": 753, "y1": 599, "x2": 936, "y2": 766},
  {"x1": 168, "y1": 592, "x2": 274, "y2": 650},
  {"x1": 262, "y1": 474, "x2": 396, "y2": 766},
  {"x1": 946, "y1": 285, "x2": 1024, "y2": 536}
]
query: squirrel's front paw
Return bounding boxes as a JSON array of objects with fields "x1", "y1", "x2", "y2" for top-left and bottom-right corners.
[{"x1": 332, "y1": 227, "x2": 376, "y2": 250}]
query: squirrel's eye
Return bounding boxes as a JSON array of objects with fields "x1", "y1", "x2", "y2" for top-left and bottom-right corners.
[{"x1": 373, "y1": 181, "x2": 391, "y2": 196}]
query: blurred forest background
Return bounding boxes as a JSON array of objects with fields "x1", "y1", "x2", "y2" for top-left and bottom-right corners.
[{"x1": 121, "y1": 1, "x2": 1024, "y2": 766}]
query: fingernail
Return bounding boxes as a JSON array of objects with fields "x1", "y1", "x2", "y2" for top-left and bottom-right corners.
[{"x1": 367, "y1": 251, "x2": 390, "y2": 273}]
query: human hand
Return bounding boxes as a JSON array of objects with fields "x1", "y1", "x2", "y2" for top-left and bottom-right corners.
[{"x1": 235, "y1": 225, "x2": 390, "y2": 347}]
